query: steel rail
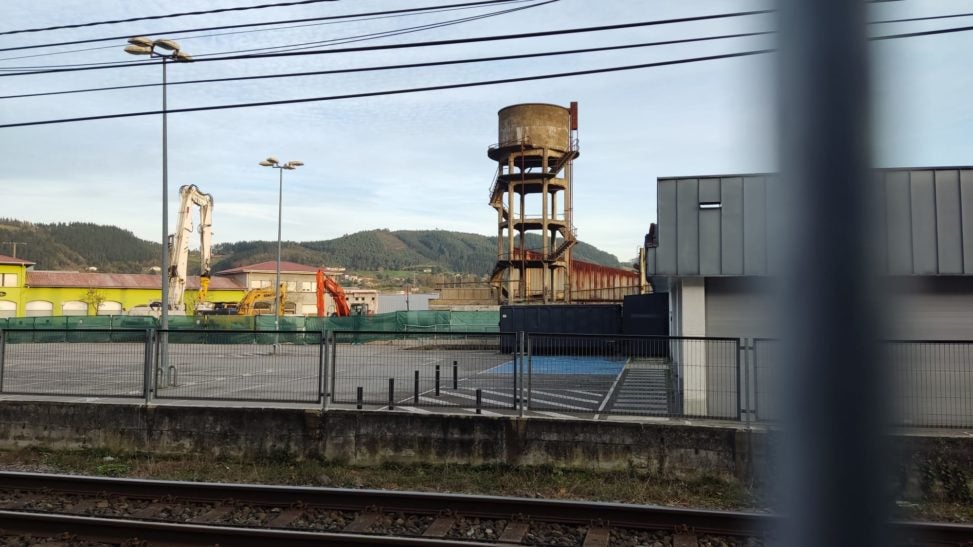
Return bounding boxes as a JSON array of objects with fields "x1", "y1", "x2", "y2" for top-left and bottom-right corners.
[
  {"x1": 2, "y1": 472, "x2": 971, "y2": 544},
  {"x1": 0, "y1": 471, "x2": 771, "y2": 534},
  {"x1": 0, "y1": 510, "x2": 494, "y2": 546}
]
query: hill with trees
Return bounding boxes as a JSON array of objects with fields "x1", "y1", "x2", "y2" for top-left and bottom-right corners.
[{"x1": 0, "y1": 220, "x2": 626, "y2": 276}]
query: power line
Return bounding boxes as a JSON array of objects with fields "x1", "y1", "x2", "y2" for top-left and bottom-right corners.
[
  {"x1": 0, "y1": 32, "x2": 772, "y2": 100},
  {"x1": 0, "y1": 49, "x2": 773, "y2": 129},
  {"x1": 0, "y1": 0, "x2": 551, "y2": 70},
  {"x1": 0, "y1": 0, "x2": 553, "y2": 72},
  {"x1": 0, "y1": 10, "x2": 775, "y2": 77},
  {"x1": 871, "y1": 23, "x2": 973, "y2": 40},
  {"x1": 0, "y1": 0, "x2": 528, "y2": 54},
  {"x1": 0, "y1": 0, "x2": 339, "y2": 36},
  {"x1": 191, "y1": 0, "x2": 556, "y2": 59},
  {"x1": 0, "y1": 1, "x2": 533, "y2": 63}
]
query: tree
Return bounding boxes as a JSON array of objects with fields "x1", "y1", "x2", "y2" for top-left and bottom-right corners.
[{"x1": 80, "y1": 288, "x2": 106, "y2": 316}]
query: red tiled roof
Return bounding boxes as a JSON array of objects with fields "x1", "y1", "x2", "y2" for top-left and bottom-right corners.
[
  {"x1": 0, "y1": 254, "x2": 34, "y2": 266},
  {"x1": 26, "y1": 271, "x2": 244, "y2": 290},
  {"x1": 216, "y1": 261, "x2": 324, "y2": 275}
]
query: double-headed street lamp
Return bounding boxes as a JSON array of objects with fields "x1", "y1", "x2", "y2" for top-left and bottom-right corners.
[
  {"x1": 259, "y1": 157, "x2": 304, "y2": 334},
  {"x1": 123, "y1": 37, "x2": 192, "y2": 335}
]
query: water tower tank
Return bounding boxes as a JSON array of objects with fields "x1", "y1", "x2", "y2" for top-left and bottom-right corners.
[{"x1": 496, "y1": 103, "x2": 570, "y2": 152}]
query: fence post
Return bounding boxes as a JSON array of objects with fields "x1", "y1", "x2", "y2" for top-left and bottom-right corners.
[
  {"x1": 329, "y1": 331, "x2": 338, "y2": 407},
  {"x1": 320, "y1": 331, "x2": 330, "y2": 411},
  {"x1": 511, "y1": 333, "x2": 518, "y2": 410},
  {"x1": 143, "y1": 329, "x2": 155, "y2": 404},
  {"x1": 0, "y1": 328, "x2": 5, "y2": 394},
  {"x1": 736, "y1": 338, "x2": 744, "y2": 422},
  {"x1": 526, "y1": 335, "x2": 532, "y2": 411},
  {"x1": 518, "y1": 331, "x2": 526, "y2": 418},
  {"x1": 388, "y1": 378, "x2": 395, "y2": 410}
]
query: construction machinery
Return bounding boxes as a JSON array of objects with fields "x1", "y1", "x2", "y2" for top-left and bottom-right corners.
[
  {"x1": 169, "y1": 184, "x2": 214, "y2": 313},
  {"x1": 316, "y1": 269, "x2": 364, "y2": 317},
  {"x1": 236, "y1": 284, "x2": 286, "y2": 316}
]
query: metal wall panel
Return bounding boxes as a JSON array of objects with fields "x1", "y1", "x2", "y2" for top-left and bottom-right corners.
[
  {"x1": 885, "y1": 171, "x2": 913, "y2": 274},
  {"x1": 649, "y1": 167, "x2": 973, "y2": 278},
  {"x1": 655, "y1": 180, "x2": 678, "y2": 274},
  {"x1": 910, "y1": 171, "x2": 938, "y2": 274},
  {"x1": 676, "y1": 179, "x2": 700, "y2": 274},
  {"x1": 699, "y1": 208, "x2": 722, "y2": 275},
  {"x1": 962, "y1": 171, "x2": 973, "y2": 274},
  {"x1": 699, "y1": 177, "x2": 722, "y2": 203},
  {"x1": 742, "y1": 177, "x2": 767, "y2": 275},
  {"x1": 935, "y1": 170, "x2": 963, "y2": 274},
  {"x1": 721, "y1": 178, "x2": 745, "y2": 275}
]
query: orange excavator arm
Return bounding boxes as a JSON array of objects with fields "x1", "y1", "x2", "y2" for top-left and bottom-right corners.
[{"x1": 316, "y1": 269, "x2": 351, "y2": 317}]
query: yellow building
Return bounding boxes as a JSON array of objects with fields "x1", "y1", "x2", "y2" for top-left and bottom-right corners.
[
  {"x1": 0, "y1": 254, "x2": 245, "y2": 317},
  {"x1": 0, "y1": 255, "x2": 376, "y2": 318}
]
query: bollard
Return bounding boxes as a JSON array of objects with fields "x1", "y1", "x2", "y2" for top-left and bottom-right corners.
[
  {"x1": 414, "y1": 370, "x2": 420, "y2": 405},
  {"x1": 356, "y1": 386, "x2": 363, "y2": 410},
  {"x1": 435, "y1": 365, "x2": 440, "y2": 396},
  {"x1": 452, "y1": 360, "x2": 458, "y2": 390},
  {"x1": 388, "y1": 378, "x2": 395, "y2": 410},
  {"x1": 476, "y1": 389, "x2": 482, "y2": 415}
]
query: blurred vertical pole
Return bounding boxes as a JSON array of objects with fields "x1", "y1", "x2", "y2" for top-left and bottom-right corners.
[{"x1": 777, "y1": 1, "x2": 888, "y2": 546}]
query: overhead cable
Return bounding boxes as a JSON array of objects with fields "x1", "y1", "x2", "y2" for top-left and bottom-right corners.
[
  {"x1": 0, "y1": 49, "x2": 773, "y2": 129},
  {"x1": 0, "y1": 32, "x2": 772, "y2": 100},
  {"x1": 0, "y1": 0, "x2": 529, "y2": 54},
  {"x1": 0, "y1": 0, "x2": 341, "y2": 36},
  {"x1": 0, "y1": 10, "x2": 775, "y2": 77}
]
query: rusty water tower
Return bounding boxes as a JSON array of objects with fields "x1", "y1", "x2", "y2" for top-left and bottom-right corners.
[{"x1": 487, "y1": 102, "x2": 579, "y2": 304}]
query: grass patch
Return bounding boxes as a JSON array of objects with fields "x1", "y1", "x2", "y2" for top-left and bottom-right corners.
[{"x1": 0, "y1": 448, "x2": 755, "y2": 510}]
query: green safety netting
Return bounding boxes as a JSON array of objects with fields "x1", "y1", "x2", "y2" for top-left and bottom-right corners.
[{"x1": 0, "y1": 310, "x2": 499, "y2": 344}]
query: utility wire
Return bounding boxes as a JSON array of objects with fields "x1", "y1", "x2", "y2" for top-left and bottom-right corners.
[
  {"x1": 191, "y1": 0, "x2": 556, "y2": 58},
  {"x1": 0, "y1": 10, "x2": 775, "y2": 77},
  {"x1": 0, "y1": 0, "x2": 552, "y2": 71},
  {"x1": 0, "y1": 32, "x2": 771, "y2": 100},
  {"x1": 0, "y1": 0, "x2": 340, "y2": 36},
  {"x1": 0, "y1": 0, "x2": 528, "y2": 54},
  {"x1": 0, "y1": 49, "x2": 773, "y2": 129},
  {"x1": 0, "y1": 1, "x2": 533, "y2": 63}
]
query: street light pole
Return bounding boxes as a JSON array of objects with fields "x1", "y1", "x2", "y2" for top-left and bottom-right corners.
[
  {"x1": 259, "y1": 158, "x2": 304, "y2": 349},
  {"x1": 125, "y1": 37, "x2": 192, "y2": 385}
]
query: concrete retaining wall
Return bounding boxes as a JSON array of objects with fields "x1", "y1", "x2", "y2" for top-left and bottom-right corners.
[
  {"x1": 2, "y1": 401, "x2": 971, "y2": 502},
  {"x1": 0, "y1": 402, "x2": 756, "y2": 480}
]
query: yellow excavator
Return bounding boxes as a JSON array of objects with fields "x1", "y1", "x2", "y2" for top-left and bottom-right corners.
[{"x1": 236, "y1": 283, "x2": 287, "y2": 316}]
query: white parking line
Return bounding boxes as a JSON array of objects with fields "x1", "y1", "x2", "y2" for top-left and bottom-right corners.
[
  {"x1": 442, "y1": 390, "x2": 509, "y2": 407},
  {"x1": 530, "y1": 390, "x2": 601, "y2": 404},
  {"x1": 398, "y1": 406, "x2": 432, "y2": 414},
  {"x1": 535, "y1": 411, "x2": 578, "y2": 420},
  {"x1": 529, "y1": 398, "x2": 589, "y2": 411}
]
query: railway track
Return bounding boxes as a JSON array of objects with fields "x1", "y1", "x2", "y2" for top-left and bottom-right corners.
[{"x1": 0, "y1": 472, "x2": 968, "y2": 546}]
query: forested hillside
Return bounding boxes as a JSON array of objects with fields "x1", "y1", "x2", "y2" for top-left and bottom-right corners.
[
  {"x1": 0, "y1": 220, "x2": 625, "y2": 275},
  {"x1": 212, "y1": 229, "x2": 623, "y2": 275},
  {"x1": 0, "y1": 219, "x2": 158, "y2": 272}
]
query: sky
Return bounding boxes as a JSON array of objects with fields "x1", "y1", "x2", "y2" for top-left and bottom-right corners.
[{"x1": 1, "y1": 0, "x2": 971, "y2": 263}]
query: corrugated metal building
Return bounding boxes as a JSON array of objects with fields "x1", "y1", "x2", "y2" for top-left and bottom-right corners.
[{"x1": 645, "y1": 167, "x2": 973, "y2": 341}]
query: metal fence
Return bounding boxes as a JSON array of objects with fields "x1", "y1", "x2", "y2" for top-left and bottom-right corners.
[
  {"x1": 330, "y1": 331, "x2": 518, "y2": 410},
  {"x1": 750, "y1": 338, "x2": 973, "y2": 429},
  {"x1": 153, "y1": 330, "x2": 324, "y2": 404},
  {"x1": 0, "y1": 329, "x2": 149, "y2": 398},
  {"x1": 3, "y1": 327, "x2": 973, "y2": 428},
  {"x1": 524, "y1": 334, "x2": 741, "y2": 419}
]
